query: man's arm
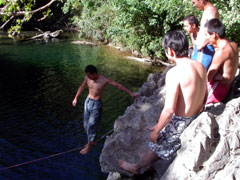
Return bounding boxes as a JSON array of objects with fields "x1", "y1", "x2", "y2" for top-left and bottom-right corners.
[
  {"x1": 207, "y1": 49, "x2": 228, "y2": 82},
  {"x1": 72, "y1": 77, "x2": 87, "y2": 106},
  {"x1": 149, "y1": 69, "x2": 180, "y2": 142},
  {"x1": 107, "y1": 78, "x2": 137, "y2": 97}
]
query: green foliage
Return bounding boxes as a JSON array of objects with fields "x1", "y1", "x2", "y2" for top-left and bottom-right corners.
[
  {"x1": 212, "y1": 0, "x2": 240, "y2": 43},
  {"x1": 1, "y1": 0, "x2": 240, "y2": 59},
  {"x1": 63, "y1": 0, "x2": 114, "y2": 40},
  {"x1": 64, "y1": 0, "x2": 240, "y2": 61},
  {"x1": 2, "y1": 0, "x2": 35, "y2": 36},
  {"x1": 62, "y1": 0, "x2": 81, "y2": 14},
  {"x1": 106, "y1": 0, "x2": 199, "y2": 58},
  {"x1": 0, "y1": 0, "x2": 57, "y2": 37}
]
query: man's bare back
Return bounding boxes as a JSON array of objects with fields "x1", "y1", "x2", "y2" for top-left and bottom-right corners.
[
  {"x1": 166, "y1": 58, "x2": 207, "y2": 118},
  {"x1": 119, "y1": 31, "x2": 207, "y2": 174}
]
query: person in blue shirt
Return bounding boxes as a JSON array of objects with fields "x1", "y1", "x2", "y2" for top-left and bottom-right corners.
[{"x1": 183, "y1": 14, "x2": 214, "y2": 70}]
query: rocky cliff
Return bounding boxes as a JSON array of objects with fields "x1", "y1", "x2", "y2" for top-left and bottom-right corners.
[{"x1": 100, "y1": 66, "x2": 240, "y2": 180}]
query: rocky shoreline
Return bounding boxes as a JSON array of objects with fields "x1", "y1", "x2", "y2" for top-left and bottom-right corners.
[
  {"x1": 100, "y1": 61, "x2": 240, "y2": 179},
  {"x1": 71, "y1": 40, "x2": 171, "y2": 67},
  {"x1": 106, "y1": 43, "x2": 171, "y2": 67}
]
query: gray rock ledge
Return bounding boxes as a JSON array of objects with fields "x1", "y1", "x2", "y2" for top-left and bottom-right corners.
[{"x1": 100, "y1": 66, "x2": 240, "y2": 180}]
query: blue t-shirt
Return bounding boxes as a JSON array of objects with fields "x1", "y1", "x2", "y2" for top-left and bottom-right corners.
[{"x1": 191, "y1": 44, "x2": 215, "y2": 70}]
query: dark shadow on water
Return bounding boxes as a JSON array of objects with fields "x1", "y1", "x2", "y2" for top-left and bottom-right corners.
[{"x1": 0, "y1": 38, "x2": 163, "y2": 180}]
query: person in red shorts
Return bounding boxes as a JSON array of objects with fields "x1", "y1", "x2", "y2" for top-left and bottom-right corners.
[{"x1": 204, "y1": 19, "x2": 239, "y2": 104}]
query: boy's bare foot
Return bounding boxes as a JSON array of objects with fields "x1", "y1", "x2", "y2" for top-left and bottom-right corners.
[
  {"x1": 80, "y1": 142, "x2": 97, "y2": 155},
  {"x1": 80, "y1": 144, "x2": 91, "y2": 155},
  {"x1": 119, "y1": 160, "x2": 139, "y2": 174}
]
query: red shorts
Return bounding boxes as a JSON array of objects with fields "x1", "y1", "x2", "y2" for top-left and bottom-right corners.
[{"x1": 206, "y1": 81, "x2": 230, "y2": 104}]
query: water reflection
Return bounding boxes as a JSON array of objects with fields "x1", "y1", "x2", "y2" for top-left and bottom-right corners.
[{"x1": 0, "y1": 38, "x2": 162, "y2": 180}]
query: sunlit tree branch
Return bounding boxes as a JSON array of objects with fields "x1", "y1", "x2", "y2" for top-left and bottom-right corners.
[{"x1": 0, "y1": 0, "x2": 57, "y2": 36}]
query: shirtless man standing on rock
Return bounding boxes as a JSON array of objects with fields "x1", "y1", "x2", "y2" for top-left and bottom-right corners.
[
  {"x1": 72, "y1": 65, "x2": 137, "y2": 154},
  {"x1": 189, "y1": 0, "x2": 219, "y2": 70},
  {"x1": 191, "y1": 0, "x2": 219, "y2": 49},
  {"x1": 119, "y1": 30, "x2": 207, "y2": 174}
]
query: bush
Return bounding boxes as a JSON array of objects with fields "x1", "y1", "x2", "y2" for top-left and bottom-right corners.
[
  {"x1": 64, "y1": 0, "x2": 240, "y2": 61},
  {"x1": 212, "y1": 0, "x2": 240, "y2": 43}
]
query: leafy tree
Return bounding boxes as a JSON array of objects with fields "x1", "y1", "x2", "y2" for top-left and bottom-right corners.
[
  {"x1": 106, "y1": 0, "x2": 240, "y2": 59},
  {"x1": 62, "y1": 0, "x2": 115, "y2": 41},
  {"x1": 212, "y1": 0, "x2": 240, "y2": 42},
  {"x1": 107, "y1": 0, "x2": 199, "y2": 58},
  {"x1": 1, "y1": 0, "x2": 240, "y2": 61},
  {"x1": 0, "y1": 0, "x2": 59, "y2": 37}
]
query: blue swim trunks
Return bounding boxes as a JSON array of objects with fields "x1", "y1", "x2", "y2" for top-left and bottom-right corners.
[
  {"x1": 84, "y1": 97, "x2": 102, "y2": 142},
  {"x1": 191, "y1": 44, "x2": 215, "y2": 70},
  {"x1": 148, "y1": 113, "x2": 200, "y2": 160}
]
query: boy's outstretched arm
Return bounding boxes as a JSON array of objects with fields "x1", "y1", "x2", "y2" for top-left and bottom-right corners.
[
  {"x1": 107, "y1": 78, "x2": 138, "y2": 98},
  {"x1": 72, "y1": 77, "x2": 87, "y2": 106}
]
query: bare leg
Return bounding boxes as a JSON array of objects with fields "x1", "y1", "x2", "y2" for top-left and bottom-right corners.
[
  {"x1": 80, "y1": 141, "x2": 97, "y2": 155},
  {"x1": 119, "y1": 160, "x2": 139, "y2": 174},
  {"x1": 119, "y1": 148, "x2": 158, "y2": 174},
  {"x1": 138, "y1": 152, "x2": 151, "y2": 170}
]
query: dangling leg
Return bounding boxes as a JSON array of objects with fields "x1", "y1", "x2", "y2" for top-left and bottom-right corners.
[
  {"x1": 137, "y1": 152, "x2": 151, "y2": 170},
  {"x1": 80, "y1": 141, "x2": 96, "y2": 155},
  {"x1": 81, "y1": 101, "x2": 102, "y2": 155},
  {"x1": 80, "y1": 116, "x2": 99, "y2": 155},
  {"x1": 83, "y1": 97, "x2": 90, "y2": 135},
  {"x1": 119, "y1": 147, "x2": 158, "y2": 174}
]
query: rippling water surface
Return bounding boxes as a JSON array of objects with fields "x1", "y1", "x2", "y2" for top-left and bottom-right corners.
[{"x1": 0, "y1": 36, "x2": 163, "y2": 180}]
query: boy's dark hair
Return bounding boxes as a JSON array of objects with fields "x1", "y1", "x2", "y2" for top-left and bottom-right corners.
[
  {"x1": 204, "y1": 18, "x2": 225, "y2": 38},
  {"x1": 162, "y1": 30, "x2": 189, "y2": 57},
  {"x1": 85, "y1": 65, "x2": 97, "y2": 74},
  {"x1": 184, "y1": 15, "x2": 199, "y2": 27}
]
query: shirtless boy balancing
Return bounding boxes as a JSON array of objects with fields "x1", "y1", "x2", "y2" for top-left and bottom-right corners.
[
  {"x1": 119, "y1": 31, "x2": 207, "y2": 174},
  {"x1": 72, "y1": 65, "x2": 137, "y2": 154},
  {"x1": 204, "y1": 19, "x2": 239, "y2": 104}
]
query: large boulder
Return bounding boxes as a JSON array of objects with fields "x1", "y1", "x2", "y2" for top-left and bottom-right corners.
[{"x1": 100, "y1": 67, "x2": 240, "y2": 180}]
